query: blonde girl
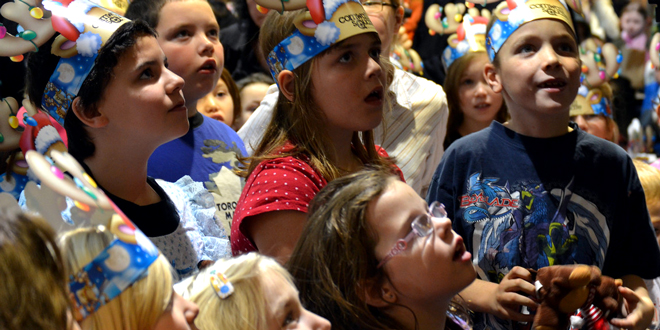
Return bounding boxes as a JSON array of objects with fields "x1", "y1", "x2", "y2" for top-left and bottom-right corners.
[
  {"x1": 60, "y1": 227, "x2": 199, "y2": 330},
  {"x1": 176, "y1": 253, "x2": 330, "y2": 329}
]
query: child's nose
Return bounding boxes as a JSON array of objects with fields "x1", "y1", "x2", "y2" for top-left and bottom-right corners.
[
  {"x1": 574, "y1": 115, "x2": 588, "y2": 130},
  {"x1": 183, "y1": 298, "x2": 199, "y2": 326},
  {"x1": 302, "y1": 309, "x2": 331, "y2": 330},
  {"x1": 540, "y1": 45, "x2": 560, "y2": 70},
  {"x1": 165, "y1": 69, "x2": 185, "y2": 94},
  {"x1": 432, "y1": 214, "x2": 452, "y2": 239},
  {"x1": 365, "y1": 56, "x2": 382, "y2": 80}
]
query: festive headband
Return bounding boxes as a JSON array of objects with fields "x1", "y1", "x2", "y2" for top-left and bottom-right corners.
[
  {"x1": 257, "y1": 0, "x2": 377, "y2": 82},
  {"x1": 0, "y1": 0, "x2": 130, "y2": 125},
  {"x1": 486, "y1": 0, "x2": 582, "y2": 61},
  {"x1": 425, "y1": 2, "x2": 491, "y2": 37},
  {"x1": 441, "y1": 14, "x2": 488, "y2": 71},
  {"x1": 569, "y1": 38, "x2": 621, "y2": 119},
  {"x1": 0, "y1": 150, "x2": 159, "y2": 322}
]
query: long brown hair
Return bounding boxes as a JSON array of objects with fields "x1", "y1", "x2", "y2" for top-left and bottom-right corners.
[
  {"x1": 239, "y1": 10, "x2": 393, "y2": 180},
  {"x1": 444, "y1": 52, "x2": 507, "y2": 149},
  {"x1": 287, "y1": 167, "x2": 470, "y2": 330}
]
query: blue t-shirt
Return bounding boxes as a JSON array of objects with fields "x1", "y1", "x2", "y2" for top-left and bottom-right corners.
[
  {"x1": 427, "y1": 121, "x2": 660, "y2": 330},
  {"x1": 148, "y1": 113, "x2": 247, "y2": 232},
  {"x1": 148, "y1": 112, "x2": 246, "y2": 183}
]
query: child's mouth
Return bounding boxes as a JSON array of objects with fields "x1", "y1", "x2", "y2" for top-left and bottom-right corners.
[
  {"x1": 538, "y1": 79, "x2": 567, "y2": 89},
  {"x1": 475, "y1": 103, "x2": 491, "y2": 109},
  {"x1": 365, "y1": 87, "x2": 383, "y2": 104}
]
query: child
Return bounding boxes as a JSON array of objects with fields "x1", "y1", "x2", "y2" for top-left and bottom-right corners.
[
  {"x1": 125, "y1": 0, "x2": 247, "y2": 227},
  {"x1": 230, "y1": 0, "x2": 402, "y2": 262},
  {"x1": 25, "y1": 15, "x2": 229, "y2": 276},
  {"x1": 619, "y1": 2, "x2": 648, "y2": 52},
  {"x1": 198, "y1": 68, "x2": 241, "y2": 128},
  {"x1": 288, "y1": 168, "x2": 475, "y2": 330},
  {"x1": 175, "y1": 252, "x2": 331, "y2": 329},
  {"x1": 426, "y1": 0, "x2": 660, "y2": 329},
  {"x1": 238, "y1": 0, "x2": 449, "y2": 197},
  {"x1": 234, "y1": 72, "x2": 273, "y2": 131},
  {"x1": 570, "y1": 83, "x2": 619, "y2": 143},
  {"x1": 16, "y1": 149, "x2": 199, "y2": 330},
  {"x1": 441, "y1": 16, "x2": 507, "y2": 149},
  {"x1": 61, "y1": 227, "x2": 199, "y2": 330},
  {"x1": 633, "y1": 159, "x2": 660, "y2": 330},
  {"x1": 0, "y1": 208, "x2": 74, "y2": 330}
]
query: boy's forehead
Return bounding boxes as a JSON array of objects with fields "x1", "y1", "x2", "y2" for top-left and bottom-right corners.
[{"x1": 486, "y1": 0, "x2": 577, "y2": 61}]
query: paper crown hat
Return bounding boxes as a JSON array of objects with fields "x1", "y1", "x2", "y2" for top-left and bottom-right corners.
[
  {"x1": 570, "y1": 38, "x2": 621, "y2": 118},
  {"x1": 259, "y1": 0, "x2": 377, "y2": 82},
  {"x1": 0, "y1": 150, "x2": 159, "y2": 322},
  {"x1": 486, "y1": 0, "x2": 581, "y2": 61},
  {"x1": 0, "y1": 0, "x2": 130, "y2": 125},
  {"x1": 442, "y1": 14, "x2": 488, "y2": 71}
]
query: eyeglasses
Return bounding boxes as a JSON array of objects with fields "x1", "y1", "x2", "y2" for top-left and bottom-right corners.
[
  {"x1": 361, "y1": 0, "x2": 397, "y2": 11},
  {"x1": 376, "y1": 202, "x2": 446, "y2": 268}
]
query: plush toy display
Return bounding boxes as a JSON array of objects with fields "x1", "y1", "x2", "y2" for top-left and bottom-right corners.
[{"x1": 532, "y1": 265, "x2": 622, "y2": 330}]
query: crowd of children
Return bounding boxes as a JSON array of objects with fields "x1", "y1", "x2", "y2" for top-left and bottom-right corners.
[{"x1": 1, "y1": 0, "x2": 660, "y2": 328}]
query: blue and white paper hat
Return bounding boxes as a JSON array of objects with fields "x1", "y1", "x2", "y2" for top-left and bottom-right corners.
[
  {"x1": 442, "y1": 14, "x2": 488, "y2": 71},
  {"x1": 17, "y1": 150, "x2": 159, "y2": 322},
  {"x1": 264, "y1": 0, "x2": 377, "y2": 82},
  {"x1": 486, "y1": 0, "x2": 581, "y2": 61},
  {"x1": 40, "y1": 0, "x2": 129, "y2": 125}
]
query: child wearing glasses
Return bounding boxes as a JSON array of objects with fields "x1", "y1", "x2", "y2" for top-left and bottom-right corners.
[
  {"x1": 287, "y1": 168, "x2": 475, "y2": 330},
  {"x1": 175, "y1": 253, "x2": 331, "y2": 330},
  {"x1": 426, "y1": 0, "x2": 660, "y2": 329}
]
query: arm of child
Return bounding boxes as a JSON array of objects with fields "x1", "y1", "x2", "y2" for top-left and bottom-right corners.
[
  {"x1": 609, "y1": 274, "x2": 655, "y2": 330},
  {"x1": 460, "y1": 266, "x2": 538, "y2": 322},
  {"x1": 244, "y1": 210, "x2": 307, "y2": 265}
]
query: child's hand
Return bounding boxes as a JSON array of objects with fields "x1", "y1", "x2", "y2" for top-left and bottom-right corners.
[
  {"x1": 489, "y1": 266, "x2": 538, "y2": 322},
  {"x1": 609, "y1": 286, "x2": 655, "y2": 330}
]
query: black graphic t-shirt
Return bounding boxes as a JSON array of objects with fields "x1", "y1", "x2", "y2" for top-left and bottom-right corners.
[{"x1": 427, "y1": 121, "x2": 660, "y2": 330}]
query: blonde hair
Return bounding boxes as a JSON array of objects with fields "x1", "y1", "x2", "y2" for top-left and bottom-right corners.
[
  {"x1": 634, "y1": 159, "x2": 660, "y2": 202},
  {"x1": 176, "y1": 253, "x2": 292, "y2": 330},
  {"x1": 0, "y1": 209, "x2": 70, "y2": 330},
  {"x1": 239, "y1": 9, "x2": 394, "y2": 181},
  {"x1": 59, "y1": 227, "x2": 173, "y2": 330}
]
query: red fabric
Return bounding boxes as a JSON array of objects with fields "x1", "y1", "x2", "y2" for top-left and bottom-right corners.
[{"x1": 230, "y1": 143, "x2": 403, "y2": 255}]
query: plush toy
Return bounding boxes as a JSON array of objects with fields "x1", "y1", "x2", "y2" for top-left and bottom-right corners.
[{"x1": 532, "y1": 265, "x2": 622, "y2": 330}]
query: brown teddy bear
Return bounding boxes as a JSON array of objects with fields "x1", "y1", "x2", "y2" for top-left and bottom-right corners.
[{"x1": 532, "y1": 265, "x2": 622, "y2": 330}]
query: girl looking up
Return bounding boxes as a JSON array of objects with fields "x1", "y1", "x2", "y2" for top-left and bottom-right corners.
[
  {"x1": 230, "y1": 0, "x2": 402, "y2": 263},
  {"x1": 288, "y1": 168, "x2": 474, "y2": 330}
]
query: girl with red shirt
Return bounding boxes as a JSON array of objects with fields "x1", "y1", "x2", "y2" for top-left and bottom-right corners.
[{"x1": 230, "y1": 0, "x2": 403, "y2": 262}]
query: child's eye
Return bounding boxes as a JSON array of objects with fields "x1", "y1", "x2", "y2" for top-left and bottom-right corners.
[
  {"x1": 216, "y1": 91, "x2": 226, "y2": 98},
  {"x1": 339, "y1": 52, "x2": 353, "y2": 63},
  {"x1": 369, "y1": 48, "x2": 381, "y2": 60},
  {"x1": 140, "y1": 68, "x2": 154, "y2": 80},
  {"x1": 283, "y1": 312, "x2": 296, "y2": 327},
  {"x1": 175, "y1": 30, "x2": 191, "y2": 38},
  {"x1": 557, "y1": 43, "x2": 576, "y2": 53},
  {"x1": 519, "y1": 45, "x2": 535, "y2": 54},
  {"x1": 461, "y1": 79, "x2": 474, "y2": 86},
  {"x1": 208, "y1": 28, "x2": 220, "y2": 38}
]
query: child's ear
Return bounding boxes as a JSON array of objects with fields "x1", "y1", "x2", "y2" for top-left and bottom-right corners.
[
  {"x1": 484, "y1": 63, "x2": 502, "y2": 93},
  {"x1": 358, "y1": 277, "x2": 397, "y2": 308},
  {"x1": 395, "y1": 6, "x2": 405, "y2": 29},
  {"x1": 71, "y1": 97, "x2": 108, "y2": 128},
  {"x1": 278, "y1": 70, "x2": 296, "y2": 102}
]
